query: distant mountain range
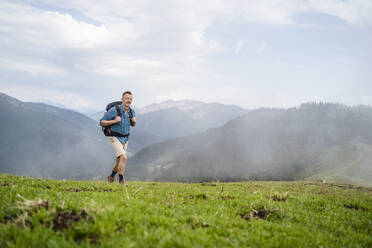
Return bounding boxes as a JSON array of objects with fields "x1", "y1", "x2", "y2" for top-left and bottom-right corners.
[
  {"x1": 127, "y1": 103, "x2": 372, "y2": 186},
  {"x1": 2, "y1": 92, "x2": 372, "y2": 185},
  {"x1": 0, "y1": 93, "x2": 248, "y2": 179},
  {"x1": 137, "y1": 99, "x2": 204, "y2": 114},
  {"x1": 89, "y1": 99, "x2": 249, "y2": 139},
  {"x1": 0, "y1": 93, "x2": 112, "y2": 179}
]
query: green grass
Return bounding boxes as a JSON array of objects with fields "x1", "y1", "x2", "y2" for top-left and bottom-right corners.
[{"x1": 0, "y1": 174, "x2": 371, "y2": 247}]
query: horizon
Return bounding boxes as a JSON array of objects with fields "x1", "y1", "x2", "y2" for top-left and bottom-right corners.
[{"x1": 1, "y1": 91, "x2": 371, "y2": 115}]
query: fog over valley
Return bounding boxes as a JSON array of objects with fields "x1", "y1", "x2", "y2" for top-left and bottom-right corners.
[{"x1": 1, "y1": 93, "x2": 371, "y2": 186}]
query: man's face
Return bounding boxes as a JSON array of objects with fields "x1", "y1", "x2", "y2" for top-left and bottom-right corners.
[{"x1": 122, "y1": 93, "x2": 133, "y2": 107}]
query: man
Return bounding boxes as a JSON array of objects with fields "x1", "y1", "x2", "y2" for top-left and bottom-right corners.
[{"x1": 100, "y1": 91, "x2": 136, "y2": 184}]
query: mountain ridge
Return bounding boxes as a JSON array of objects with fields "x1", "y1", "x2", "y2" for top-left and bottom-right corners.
[{"x1": 128, "y1": 103, "x2": 372, "y2": 185}]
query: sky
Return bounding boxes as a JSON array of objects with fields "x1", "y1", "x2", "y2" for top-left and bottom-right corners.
[{"x1": 0, "y1": 0, "x2": 371, "y2": 112}]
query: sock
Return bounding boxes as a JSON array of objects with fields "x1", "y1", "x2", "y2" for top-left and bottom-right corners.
[
  {"x1": 119, "y1": 174, "x2": 124, "y2": 181},
  {"x1": 111, "y1": 171, "x2": 117, "y2": 177}
]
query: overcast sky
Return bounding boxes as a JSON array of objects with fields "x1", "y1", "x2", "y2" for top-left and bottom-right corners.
[{"x1": 0, "y1": 0, "x2": 371, "y2": 112}]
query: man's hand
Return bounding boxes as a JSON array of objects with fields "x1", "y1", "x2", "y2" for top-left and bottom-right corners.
[
  {"x1": 114, "y1": 116, "x2": 121, "y2": 123},
  {"x1": 130, "y1": 117, "x2": 136, "y2": 126},
  {"x1": 100, "y1": 116, "x2": 121, "y2": 127}
]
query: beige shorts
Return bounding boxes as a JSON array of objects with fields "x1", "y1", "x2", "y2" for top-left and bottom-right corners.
[{"x1": 107, "y1": 137, "x2": 128, "y2": 157}]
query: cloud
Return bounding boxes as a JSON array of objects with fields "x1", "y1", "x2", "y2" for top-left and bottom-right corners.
[
  {"x1": 235, "y1": 40, "x2": 244, "y2": 54},
  {"x1": 0, "y1": 2, "x2": 110, "y2": 49},
  {"x1": 0, "y1": 57, "x2": 64, "y2": 76},
  {"x1": 0, "y1": 0, "x2": 371, "y2": 110},
  {"x1": 309, "y1": 0, "x2": 372, "y2": 26},
  {"x1": 257, "y1": 41, "x2": 268, "y2": 53}
]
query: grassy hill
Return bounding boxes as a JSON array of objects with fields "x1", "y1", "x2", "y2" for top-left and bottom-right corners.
[
  {"x1": 304, "y1": 142, "x2": 372, "y2": 187},
  {"x1": 1, "y1": 174, "x2": 371, "y2": 247}
]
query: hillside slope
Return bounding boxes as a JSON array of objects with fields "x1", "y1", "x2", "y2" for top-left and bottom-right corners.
[
  {"x1": 128, "y1": 103, "x2": 372, "y2": 184},
  {"x1": 0, "y1": 93, "x2": 113, "y2": 179},
  {"x1": 135, "y1": 101, "x2": 249, "y2": 138},
  {"x1": 304, "y1": 142, "x2": 372, "y2": 186}
]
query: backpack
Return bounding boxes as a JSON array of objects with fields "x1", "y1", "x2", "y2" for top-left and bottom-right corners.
[{"x1": 102, "y1": 101, "x2": 134, "y2": 137}]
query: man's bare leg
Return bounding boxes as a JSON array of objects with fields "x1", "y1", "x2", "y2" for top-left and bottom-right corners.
[
  {"x1": 108, "y1": 156, "x2": 120, "y2": 182},
  {"x1": 117, "y1": 154, "x2": 127, "y2": 184},
  {"x1": 113, "y1": 156, "x2": 120, "y2": 172}
]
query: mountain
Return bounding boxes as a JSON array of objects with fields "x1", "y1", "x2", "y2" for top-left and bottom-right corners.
[
  {"x1": 127, "y1": 103, "x2": 372, "y2": 185},
  {"x1": 0, "y1": 93, "x2": 117, "y2": 179},
  {"x1": 135, "y1": 100, "x2": 249, "y2": 138},
  {"x1": 138, "y1": 99, "x2": 204, "y2": 114},
  {"x1": 303, "y1": 142, "x2": 372, "y2": 186},
  {"x1": 86, "y1": 111, "x2": 105, "y2": 122},
  {"x1": 41, "y1": 100, "x2": 69, "y2": 109},
  {"x1": 87, "y1": 99, "x2": 249, "y2": 148}
]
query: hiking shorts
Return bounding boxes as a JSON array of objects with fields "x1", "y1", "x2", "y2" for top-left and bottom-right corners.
[{"x1": 107, "y1": 137, "x2": 128, "y2": 157}]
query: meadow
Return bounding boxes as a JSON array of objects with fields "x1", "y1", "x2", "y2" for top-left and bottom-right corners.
[{"x1": 0, "y1": 173, "x2": 371, "y2": 247}]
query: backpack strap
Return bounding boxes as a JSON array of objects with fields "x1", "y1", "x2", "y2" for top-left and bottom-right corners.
[
  {"x1": 129, "y1": 107, "x2": 133, "y2": 119},
  {"x1": 129, "y1": 107, "x2": 135, "y2": 126},
  {"x1": 114, "y1": 104, "x2": 122, "y2": 117}
]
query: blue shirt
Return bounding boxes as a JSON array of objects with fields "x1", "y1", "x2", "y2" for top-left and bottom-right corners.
[{"x1": 100, "y1": 105, "x2": 135, "y2": 144}]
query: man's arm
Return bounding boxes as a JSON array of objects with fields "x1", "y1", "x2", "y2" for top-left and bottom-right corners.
[
  {"x1": 130, "y1": 117, "x2": 136, "y2": 126},
  {"x1": 100, "y1": 116, "x2": 121, "y2": 127},
  {"x1": 130, "y1": 108, "x2": 136, "y2": 126}
]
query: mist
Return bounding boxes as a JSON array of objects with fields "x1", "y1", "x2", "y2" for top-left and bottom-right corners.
[
  {"x1": 128, "y1": 103, "x2": 372, "y2": 186},
  {"x1": 1, "y1": 92, "x2": 372, "y2": 186},
  {"x1": 0, "y1": 93, "x2": 115, "y2": 180}
]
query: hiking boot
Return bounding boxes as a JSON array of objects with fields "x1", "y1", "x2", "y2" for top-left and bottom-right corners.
[{"x1": 107, "y1": 176, "x2": 114, "y2": 183}]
